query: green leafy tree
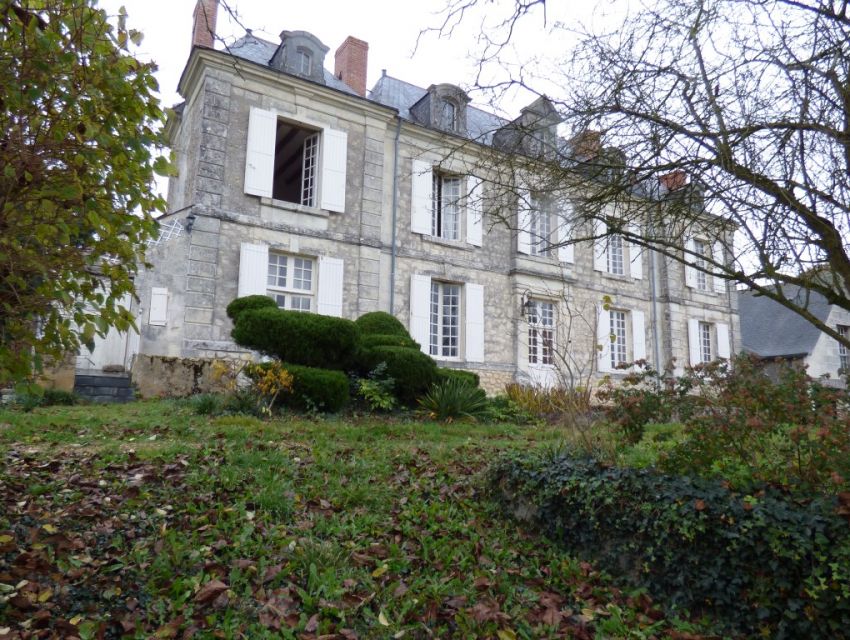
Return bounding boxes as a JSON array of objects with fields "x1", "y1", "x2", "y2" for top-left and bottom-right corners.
[{"x1": 0, "y1": 1, "x2": 167, "y2": 386}]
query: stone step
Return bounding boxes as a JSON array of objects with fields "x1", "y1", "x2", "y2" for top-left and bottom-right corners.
[{"x1": 74, "y1": 372, "x2": 134, "y2": 403}]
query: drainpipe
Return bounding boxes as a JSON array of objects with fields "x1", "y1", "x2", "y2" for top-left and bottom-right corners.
[{"x1": 389, "y1": 115, "x2": 402, "y2": 313}]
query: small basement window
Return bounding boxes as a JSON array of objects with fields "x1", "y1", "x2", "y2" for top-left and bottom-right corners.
[{"x1": 273, "y1": 120, "x2": 321, "y2": 207}]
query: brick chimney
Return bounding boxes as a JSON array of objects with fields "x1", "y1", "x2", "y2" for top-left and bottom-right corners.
[
  {"x1": 569, "y1": 130, "x2": 602, "y2": 161},
  {"x1": 659, "y1": 170, "x2": 688, "y2": 192},
  {"x1": 192, "y1": 0, "x2": 218, "y2": 49},
  {"x1": 334, "y1": 36, "x2": 369, "y2": 97}
]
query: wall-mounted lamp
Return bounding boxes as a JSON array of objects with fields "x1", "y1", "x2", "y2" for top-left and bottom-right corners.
[{"x1": 184, "y1": 212, "x2": 197, "y2": 234}]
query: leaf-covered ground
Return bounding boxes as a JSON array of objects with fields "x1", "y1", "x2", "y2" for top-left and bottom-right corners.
[{"x1": 0, "y1": 401, "x2": 711, "y2": 639}]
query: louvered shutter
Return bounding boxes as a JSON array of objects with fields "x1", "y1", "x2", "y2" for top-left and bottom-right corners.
[
  {"x1": 466, "y1": 176, "x2": 483, "y2": 247},
  {"x1": 716, "y1": 323, "x2": 731, "y2": 359},
  {"x1": 149, "y1": 288, "x2": 168, "y2": 326},
  {"x1": 628, "y1": 223, "x2": 643, "y2": 280},
  {"x1": 597, "y1": 306, "x2": 612, "y2": 373},
  {"x1": 411, "y1": 160, "x2": 433, "y2": 234},
  {"x1": 320, "y1": 128, "x2": 348, "y2": 213},
  {"x1": 409, "y1": 274, "x2": 432, "y2": 354},
  {"x1": 632, "y1": 310, "x2": 646, "y2": 362},
  {"x1": 244, "y1": 107, "x2": 276, "y2": 198},
  {"x1": 465, "y1": 283, "x2": 485, "y2": 362},
  {"x1": 237, "y1": 243, "x2": 269, "y2": 298},
  {"x1": 517, "y1": 188, "x2": 532, "y2": 254},
  {"x1": 317, "y1": 256, "x2": 344, "y2": 317},
  {"x1": 593, "y1": 219, "x2": 608, "y2": 272},
  {"x1": 684, "y1": 237, "x2": 698, "y2": 288},
  {"x1": 688, "y1": 318, "x2": 701, "y2": 365},
  {"x1": 712, "y1": 242, "x2": 726, "y2": 293}
]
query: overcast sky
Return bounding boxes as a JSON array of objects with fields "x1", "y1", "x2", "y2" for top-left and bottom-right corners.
[{"x1": 97, "y1": 0, "x2": 610, "y2": 116}]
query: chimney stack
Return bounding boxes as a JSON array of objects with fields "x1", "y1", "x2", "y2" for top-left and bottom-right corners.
[
  {"x1": 334, "y1": 36, "x2": 369, "y2": 97},
  {"x1": 659, "y1": 170, "x2": 688, "y2": 192},
  {"x1": 569, "y1": 130, "x2": 602, "y2": 162},
  {"x1": 192, "y1": 0, "x2": 218, "y2": 49}
]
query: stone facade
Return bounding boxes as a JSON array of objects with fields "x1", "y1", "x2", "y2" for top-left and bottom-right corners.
[{"x1": 133, "y1": 24, "x2": 740, "y2": 396}]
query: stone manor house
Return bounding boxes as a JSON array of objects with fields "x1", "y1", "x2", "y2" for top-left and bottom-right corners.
[{"x1": 125, "y1": 0, "x2": 740, "y2": 394}]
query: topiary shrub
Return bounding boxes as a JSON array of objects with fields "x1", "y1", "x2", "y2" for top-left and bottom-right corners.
[
  {"x1": 354, "y1": 311, "x2": 410, "y2": 337},
  {"x1": 231, "y1": 307, "x2": 360, "y2": 370},
  {"x1": 435, "y1": 368, "x2": 480, "y2": 388},
  {"x1": 246, "y1": 362, "x2": 349, "y2": 413},
  {"x1": 360, "y1": 333, "x2": 420, "y2": 350},
  {"x1": 358, "y1": 345, "x2": 437, "y2": 405},
  {"x1": 226, "y1": 295, "x2": 278, "y2": 322}
]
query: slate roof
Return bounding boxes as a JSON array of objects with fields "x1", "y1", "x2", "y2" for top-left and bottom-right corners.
[
  {"x1": 739, "y1": 287, "x2": 833, "y2": 358},
  {"x1": 225, "y1": 34, "x2": 507, "y2": 144}
]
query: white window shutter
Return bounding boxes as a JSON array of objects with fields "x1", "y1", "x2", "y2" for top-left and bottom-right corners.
[
  {"x1": 628, "y1": 223, "x2": 643, "y2": 280},
  {"x1": 632, "y1": 309, "x2": 646, "y2": 362},
  {"x1": 688, "y1": 318, "x2": 701, "y2": 365},
  {"x1": 716, "y1": 323, "x2": 731, "y2": 359},
  {"x1": 237, "y1": 242, "x2": 269, "y2": 298},
  {"x1": 557, "y1": 204, "x2": 574, "y2": 263},
  {"x1": 320, "y1": 127, "x2": 347, "y2": 212},
  {"x1": 244, "y1": 107, "x2": 276, "y2": 198},
  {"x1": 597, "y1": 305, "x2": 612, "y2": 373},
  {"x1": 466, "y1": 176, "x2": 483, "y2": 247},
  {"x1": 465, "y1": 283, "x2": 485, "y2": 362},
  {"x1": 517, "y1": 188, "x2": 532, "y2": 254},
  {"x1": 593, "y1": 219, "x2": 608, "y2": 272},
  {"x1": 712, "y1": 242, "x2": 726, "y2": 294},
  {"x1": 409, "y1": 274, "x2": 432, "y2": 354},
  {"x1": 684, "y1": 237, "x2": 697, "y2": 288},
  {"x1": 317, "y1": 256, "x2": 345, "y2": 317},
  {"x1": 411, "y1": 160, "x2": 433, "y2": 234},
  {"x1": 149, "y1": 287, "x2": 168, "y2": 326}
]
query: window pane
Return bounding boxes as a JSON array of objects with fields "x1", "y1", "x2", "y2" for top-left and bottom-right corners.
[
  {"x1": 699, "y1": 322, "x2": 712, "y2": 362},
  {"x1": 270, "y1": 292, "x2": 286, "y2": 309},
  {"x1": 292, "y1": 258, "x2": 313, "y2": 291},
  {"x1": 291, "y1": 296, "x2": 312, "y2": 312},
  {"x1": 268, "y1": 254, "x2": 288, "y2": 288},
  {"x1": 529, "y1": 196, "x2": 550, "y2": 257},
  {"x1": 839, "y1": 325, "x2": 849, "y2": 371},
  {"x1": 442, "y1": 284, "x2": 460, "y2": 357},
  {"x1": 610, "y1": 310, "x2": 628, "y2": 368},
  {"x1": 301, "y1": 133, "x2": 319, "y2": 207},
  {"x1": 528, "y1": 300, "x2": 555, "y2": 365},
  {"x1": 694, "y1": 239, "x2": 708, "y2": 290},
  {"x1": 429, "y1": 282, "x2": 440, "y2": 356},
  {"x1": 608, "y1": 235, "x2": 625, "y2": 275},
  {"x1": 442, "y1": 177, "x2": 461, "y2": 240}
]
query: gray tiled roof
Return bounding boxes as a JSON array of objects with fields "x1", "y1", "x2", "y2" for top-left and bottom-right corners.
[
  {"x1": 227, "y1": 34, "x2": 358, "y2": 95},
  {"x1": 225, "y1": 34, "x2": 506, "y2": 144},
  {"x1": 739, "y1": 287, "x2": 833, "y2": 358}
]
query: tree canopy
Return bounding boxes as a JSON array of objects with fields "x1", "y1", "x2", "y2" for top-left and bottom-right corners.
[
  {"x1": 432, "y1": 0, "x2": 850, "y2": 349},
  {"x1": 0, "y1": 0, "x2": 167, "y2": 385}
]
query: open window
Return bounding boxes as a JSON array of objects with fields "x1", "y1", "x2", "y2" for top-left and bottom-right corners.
[{"x1": 244, "y1": 107, "x2": 348, "y2": 213}]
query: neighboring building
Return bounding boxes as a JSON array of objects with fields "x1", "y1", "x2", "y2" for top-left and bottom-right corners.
[
  {"x1": 740, "y1": 288, "x2": 850, "y2": 386},
  {"x1": 128, "y1": 0, "x2": 740, "y2": 394}
]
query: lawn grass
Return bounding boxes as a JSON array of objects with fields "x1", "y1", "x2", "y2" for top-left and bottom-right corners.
[{"x1": 0, "y1": 401, "x2": 707, "y2": 639}]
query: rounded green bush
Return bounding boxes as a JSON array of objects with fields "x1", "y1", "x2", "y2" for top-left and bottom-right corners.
[
  {"x1": 231, "y1": 307, "x2": 360, "y2": 370},
  {"x1": 360, "y1": 333, "x2": 420, "y2": 350},
  {"x1": 226, "y1": 295, "x2": 278, "y2": 322},
  {"x1": 283, "y1": 363, "x2": 349, "y2": 412},
  {"x1": 435, "y1": 368, "x2": 480, "y2": 388},
  {"x1": 359, "y1": 345, "x2": 437, "y2": 405},
  {"x1": 354, "y1": 311, "x2": 410, "y2": 337}
]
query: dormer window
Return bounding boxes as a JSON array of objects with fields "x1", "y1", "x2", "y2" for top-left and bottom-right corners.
[
  {"x1": 298, "y1": 48, "x2": 312, "y2": 75},
  {"x1": 441, "y1": 100, "x2": 458, "y2": 132}
]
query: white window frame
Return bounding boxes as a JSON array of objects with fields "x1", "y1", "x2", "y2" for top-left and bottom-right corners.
[
  {"x1": 267, "y1": 252, "x2": 315, "y2": 312},
  {"x1": 430, "y1": 281, "x2": 461, "y2": 359},
  {"x1": 609, "y1": 309, "x2": 629, "y2": 369},
  {"x1": 608, "y1": 234, "x2": 625, "y2": 276},
  {"x1": 699, "y1": 321, "x2": 713, "y2": 363},
  {"x1": 528, "y1": 195, "x2": 551, "y2": 257},
  {"x1": 432, "y1": 172, "x2": 462, "y2": 240},
  {"x1": 692, "y1": 239, "x2": 710, "y2": 291},
  {"x1": 528, "y1": 299, "x2": 555, "y2": 366},
  {"x1": 297, "y1": 48, "x2": 312, "y2": 75}
]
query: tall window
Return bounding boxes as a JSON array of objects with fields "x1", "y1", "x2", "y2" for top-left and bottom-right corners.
[
  {"x1": 432, "y1": 173, "x2": 461, "y2": 240},
  {"x1": 610, "y1": 310, "x2": 628, "y2": 368},
  {"x1": 267, "y1": 253, "x2": 314, "y2": 311},
  {"x1": 693, "y1": 239, "x2": 709, "y2": 290},
  {"x1": 298, "y1": 49, "x2": 312, "y2": 75},
  {"x1": 272, "y1": 120, "x2": 320, "y2": 207},
  {"x1": 608, "y1": 234, "x2": 625, "y2": 275},
  {"x1": 699, "y1": 321, "x2": 713, "y2": 362},
  {"x1": 528, "y1": 300, "x2": 555, "y2": 365},
  {"x1": 529, "y1": 195, "x2": 551, "y2": 257},
  {"x1": 430, "y1": 282, "x2": 460, "y2": 357},
  {"x1": 839, "y1": 325, "x2": 849, "y2": 372},
  {"x1": 441, "y1": 99, "x2": 458, "y2": 131}
]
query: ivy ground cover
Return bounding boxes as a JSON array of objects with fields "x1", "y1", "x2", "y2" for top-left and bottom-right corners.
[{"x1": 1, "y1": 401, "x2": 713, "y2": 639}]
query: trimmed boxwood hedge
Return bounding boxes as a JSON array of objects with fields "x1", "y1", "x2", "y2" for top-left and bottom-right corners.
[
  {"x1": 358, "y1": 345, "x2": 437, "y2": 405},
  {"x1": 489, "y1": 454, "x2": 850, "y2": 638},
  {"x1": 354, "y1": 311, "x2": 410, "y2": 337},
  {"x1": 231, "y1": 307, "x2": 360, "y2": 370},
  {"x1": 226, "y1": 295, "x2": 277, "y2": 322},
  {"x1": 436, "y1": 368, "x2": 480, "y2": 388},
  {"x1": 360, "y1": 333, "x2": 420, "y2": 350},
  {"x1": 248, "y1": 362, "x2": 349, "y2": 412}
]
